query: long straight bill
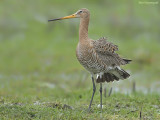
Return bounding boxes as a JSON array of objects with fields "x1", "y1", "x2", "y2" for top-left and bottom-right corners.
[{"x1": 48, "y1": 14, "x2": 76, "y2": 22}]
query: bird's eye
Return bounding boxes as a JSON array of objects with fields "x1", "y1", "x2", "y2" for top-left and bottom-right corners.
[{"x1": 79, "y1": 10, "x2": 82, "y2": 13}]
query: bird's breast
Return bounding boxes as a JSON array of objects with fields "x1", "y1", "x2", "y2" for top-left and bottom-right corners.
[{"x1": 76, "y1": 43, "x2": 105, "y2": 73}]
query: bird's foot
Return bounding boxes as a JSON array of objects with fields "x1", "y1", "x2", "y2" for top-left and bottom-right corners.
[
  {"x1": 97, "y1": 104, "x2": 103, "y2": 112},
  {"x1": 87, "y1": 107, "x2": 94, "y2": 113},
  {"x1": 88, "y1": 107, "x2": 91, "y2": 112}
]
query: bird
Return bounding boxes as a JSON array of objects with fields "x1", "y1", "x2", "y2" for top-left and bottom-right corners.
[{"x1": 48, "y1": 8, "x2": 131, "y2": 111}]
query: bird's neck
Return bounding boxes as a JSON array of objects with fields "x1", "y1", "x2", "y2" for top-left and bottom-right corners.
[{"x1": 79, "y1": 17, "x2": 89, "y2": 43}]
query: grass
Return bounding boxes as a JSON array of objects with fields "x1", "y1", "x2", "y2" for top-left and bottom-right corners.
[
  {"x1": 0, "y1": 88, "x2": 159, "y2": 119},
  {"x1": 0, "y1": 0, "x2": 160, "y2": 119},
  {"x1": 0, "y1": 72, "x2": 159, "y2": 119}
]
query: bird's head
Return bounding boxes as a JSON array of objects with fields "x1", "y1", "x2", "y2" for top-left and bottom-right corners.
[{"x1": 48, "y1": 8, "x2": 90, "y2": 22}]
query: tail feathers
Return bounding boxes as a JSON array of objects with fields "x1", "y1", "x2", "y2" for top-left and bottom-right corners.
[
  {"x1": 96, "y1": 67, "x2": 130, "y2": 83},
  {"x1": 96, "y1": 73, "x2": 120, "y2": 83},
  {"x1": 111, "y1": 67, "x2": 130, "y2": 80},
  {"x1": 123, "y1": 58, "x2": 132, "y2": 64},
  {"x1": 96, "y1": 73, "x2": 118, "y2": 83},
  {"x1": 120, "y1": 69, "x2": 130, "y2": 79}
]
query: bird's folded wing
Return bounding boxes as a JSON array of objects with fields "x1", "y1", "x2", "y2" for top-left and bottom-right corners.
[
  {"x1": 92, "y1": 37, "x2": 118, "y2": 53},
  {"x1": 92, "y1": 37, "x2": 127, "y2": 66}
]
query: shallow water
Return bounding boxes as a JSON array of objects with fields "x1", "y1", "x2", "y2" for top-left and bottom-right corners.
[
  {"x1": 57, "y1": 72, "x2": 160, "y2": 94},
  {"x1": 0, "y1": 72, "x2": 159, "y2": 95}
]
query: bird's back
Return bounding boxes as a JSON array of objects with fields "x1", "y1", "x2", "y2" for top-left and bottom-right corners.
[{"x1": 92, "y1": 37, "x2": 131, "y2": 66}]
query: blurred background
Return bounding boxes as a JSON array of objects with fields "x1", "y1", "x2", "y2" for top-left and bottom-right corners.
[{"x1": 0, "y1": 0, "x2": 160, "y2": 98}]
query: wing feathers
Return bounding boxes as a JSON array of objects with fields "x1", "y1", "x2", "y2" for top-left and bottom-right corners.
[{"x1": 92, "y1": 37, "x2": 131, "y2": 66}]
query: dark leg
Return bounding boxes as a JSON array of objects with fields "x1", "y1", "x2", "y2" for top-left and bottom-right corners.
[
  {"x1": 100, "y1": 83, "x2": 102, "y2": 111},
  {"x1": 88, "y1": 75, "x2": 96, "y2": 111}
]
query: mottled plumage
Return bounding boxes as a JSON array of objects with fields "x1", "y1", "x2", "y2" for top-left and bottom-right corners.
[
  {"x1": 76, "y1": 37, "x2": 131, "y2": 82},
  {"x1": 49, "y1": 8, "x2": 131, "y2": 111}
]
